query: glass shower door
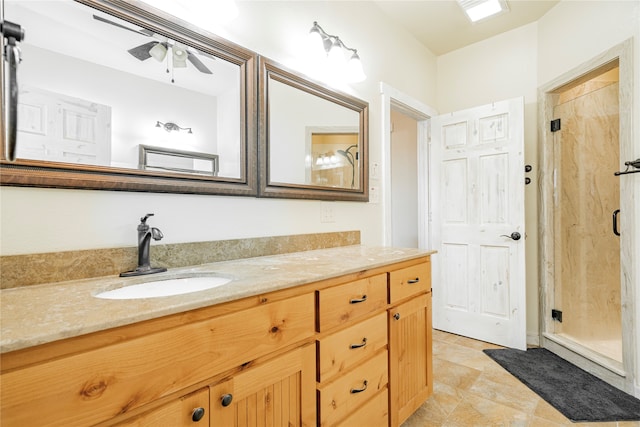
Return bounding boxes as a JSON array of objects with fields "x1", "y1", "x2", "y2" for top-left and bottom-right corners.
[{"x1": 552, "y1": 66, "x2": 622, "y2": 363}]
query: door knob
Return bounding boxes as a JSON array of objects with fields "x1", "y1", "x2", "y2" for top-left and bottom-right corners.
[{"x1": 501, "y1": 232, "x2": 521, "y2": 241}]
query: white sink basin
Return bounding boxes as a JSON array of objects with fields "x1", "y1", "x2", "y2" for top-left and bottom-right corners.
[{"x1": 95, "y1": 276, "x2": 231, "y2": 300}]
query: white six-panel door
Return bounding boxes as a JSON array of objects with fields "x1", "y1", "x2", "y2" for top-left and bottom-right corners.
[{"x1": 430, "y1": 97, "x2": 526, "y2": 350}]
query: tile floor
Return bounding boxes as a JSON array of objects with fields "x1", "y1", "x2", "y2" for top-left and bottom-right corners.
[{"x1": 401, "y1": 330, "x2": 640, "y2": 427}]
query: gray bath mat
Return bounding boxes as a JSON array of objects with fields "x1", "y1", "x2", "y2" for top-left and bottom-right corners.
[{"x1": 483, "y1": 347, "x2": 640, "y2": 422}]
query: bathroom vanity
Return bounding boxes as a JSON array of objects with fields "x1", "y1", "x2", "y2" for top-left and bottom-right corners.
[{"x1": 0, "y1": 246, "x2": 434, "y2": 426}]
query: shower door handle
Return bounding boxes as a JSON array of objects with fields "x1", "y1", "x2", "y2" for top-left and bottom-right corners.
[{"x1": 613, "y1": 209, "x2": 621, "y2": 236}]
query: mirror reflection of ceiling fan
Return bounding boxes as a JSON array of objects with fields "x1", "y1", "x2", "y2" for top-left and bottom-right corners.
[{"x1": 93, "y1": 14, "x2": 213, "y2": 82}]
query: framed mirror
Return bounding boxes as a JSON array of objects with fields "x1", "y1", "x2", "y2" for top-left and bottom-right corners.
[
  {"x1": 258, "y1": 56, "x2": 369, "y2": 201},
  {"x1": 0, "y1": 0, "x2": 257, "y2": 195}
]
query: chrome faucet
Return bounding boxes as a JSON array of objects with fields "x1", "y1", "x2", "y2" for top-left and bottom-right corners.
[{"x1": 120, "y1": 213, "x2": 167, "y2": 277}]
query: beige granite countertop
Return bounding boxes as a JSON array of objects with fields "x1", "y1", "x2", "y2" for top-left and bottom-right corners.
[{"x1": 0, "y1": 245, "x2": 435, "y2": 354}]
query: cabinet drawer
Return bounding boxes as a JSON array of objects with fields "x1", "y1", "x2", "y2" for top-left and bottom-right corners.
[
  {"x1": 317, "y1": 312, "x2": 387, "y2": 383},
  {"x1": 317, "y1": 350, "x2": 388, "y2": 426},
  {"x1": 389, "y1": 260, "x2": 431, "y2": 303},
  {"x1": 336, "y1": 388, "x2": 388, "y2": 427},
  {"x1": 0, "y1": 293, "x2": 315, "y2": 427},
  {"x1": 317, "y1": 274, "x2": 387, "y2": 332},
  {"x1": 114, "y1": 387, "x2": 210, "y2": 427}
]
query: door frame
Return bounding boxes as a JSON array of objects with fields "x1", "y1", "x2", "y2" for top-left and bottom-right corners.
[
  {"x1": 380, "y1": 82, "x2": 437, "y2": 248},
  {"x1": 538, "y1": 39, "x2": 637, "y2": 394}
]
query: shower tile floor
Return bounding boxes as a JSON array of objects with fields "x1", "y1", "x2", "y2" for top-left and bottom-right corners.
[{"x1": 401, "y1": 330, "x2": 640, "y2": 427}]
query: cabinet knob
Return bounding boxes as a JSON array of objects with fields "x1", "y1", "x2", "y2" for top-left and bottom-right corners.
[
  {"x1": 393, "y1": 313, "x2": 400, "y2": 320},
  {"x1": 221, "y1": 393, "x2": 233, "y2": 407},
  {"x1": 191, "y1": 407, "x2": 205, "y2": 422}
]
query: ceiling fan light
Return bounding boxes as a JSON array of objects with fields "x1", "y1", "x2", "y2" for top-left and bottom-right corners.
[
  {"x1": 172, "y1": 44, "x2": 188, "y2": 68},
  {"x1": 149, "y1": 43, "x2": 167, "y2": 62}
]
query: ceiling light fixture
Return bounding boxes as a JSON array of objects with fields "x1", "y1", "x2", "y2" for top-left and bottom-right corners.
[
  {"x1": 308, "y1": 21, "x2": 366, "y2": 83},
  {"x1": 155, "y1": 121, "x2": 193, "y2": 134},
  {"x1": 148, "y1": 42, "x2": 168, "y2": 62},
  {"x1": 458, "y1": 0, "x2": 509, "y2": 23}
]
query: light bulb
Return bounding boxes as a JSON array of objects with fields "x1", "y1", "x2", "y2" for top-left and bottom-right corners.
[
  {"x1": 346, "y1": 51, "x2": 366, "y2": 83},
  {"x1": 172, "y1": 43, "x2": 188, "y2": 68},
  {"x1": 149, "y1": 42, "x2": 167, "y2": 62},
  {"x1": 327, "y1": 38, "x2": 346, "y2": 68},
  {"x1": 308, "y1": 23, "x2": 326, "y2": 59}
]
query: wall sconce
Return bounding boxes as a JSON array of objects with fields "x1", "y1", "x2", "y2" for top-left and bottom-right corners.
[
  {"x1": 308, "y1": 21, "x2": 366, "y2": 83},
  {"x1": 155, "y1": 121, "x2": 193, "y2": 134}
]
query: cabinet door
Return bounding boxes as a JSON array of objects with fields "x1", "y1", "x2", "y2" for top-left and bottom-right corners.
[
  {"x1": 114, "y1": 388, "x2": 209, "y2": 427},
  {"x1": 209, "y1": 344, "x2": 316, "y2": 427},
  {"x1": 388, "y1": 293, "x2": 432, "y2": 427}
]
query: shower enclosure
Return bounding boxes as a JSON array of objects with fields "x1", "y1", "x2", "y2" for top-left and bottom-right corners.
[
  {"x1": 552, "y1": 64, "x2": 622, "y2": 362},
  {"x1": 539, "y1": 39, "x2": 636, "y2": 394}
]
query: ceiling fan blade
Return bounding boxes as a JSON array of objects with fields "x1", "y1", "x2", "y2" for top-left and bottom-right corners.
[
  {"x1": 127, "y1": 41, "x2": 159, "y2": 61},
  {"x1": 187, "y1": 52, "x2": 213, "y2": 74},
  {"x1": 92, "y1": 14, "x2": 154, "y2": 37}
]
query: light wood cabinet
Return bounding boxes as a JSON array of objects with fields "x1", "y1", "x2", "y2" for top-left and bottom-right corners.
[
  {"x1": 0, "y1": 293, "x2": 315, "y2": 426},
  {"x1": 114, "y1": 388, "x2": 210, "y2": 427},
  {"x1": 0, "y1": 255, "x2": 433, "y2": 427},
  {"x1": 315, "y1": 274, "x2": 390, "y2": 427},
  {"x1": 388, "y1": 260, "x2": 433, "y2": 427},
  {"x1": 316, "y1": 273, "x2": 387, "y2": 332},
  {"x1": 209, "y1": 343, "x2": 316, "y2": 427}
]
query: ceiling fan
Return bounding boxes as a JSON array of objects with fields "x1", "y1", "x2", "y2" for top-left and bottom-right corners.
[{"x1": 92, "y1": 14, "x2": 213, "y2": 76}]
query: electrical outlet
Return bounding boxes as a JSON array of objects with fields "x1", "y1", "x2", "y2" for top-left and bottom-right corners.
[
  {"x1": 320, "y1": 202, "x2": 335, "y2": 223},
  {"x1": 369, "y1": 186, "x2": 379, "y2": 204}
]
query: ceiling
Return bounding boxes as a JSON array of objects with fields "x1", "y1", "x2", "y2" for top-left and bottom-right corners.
[{"x1": 373, "y1": 0, "x2": 560, "y2": 55}]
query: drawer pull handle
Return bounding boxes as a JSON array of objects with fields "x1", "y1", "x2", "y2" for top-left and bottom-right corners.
[
  {"x1": 350, "y1": 338, "x2": 367, "y2": 349},
  {"x1": 191, "y1": 407, "x2": 205, "y2": 422},
  {"x1": 350, "y1": 380, "x2": 368, "y2": 394},
  {"x1": 221, "y1": 393, "x2": 233, "y2": 407},
  {"x1": 350, "y1": 295, "x2": 367, "y2": 304},
  {"x1": 407, "y1": 278, "x2": 420, "y2": 284}
]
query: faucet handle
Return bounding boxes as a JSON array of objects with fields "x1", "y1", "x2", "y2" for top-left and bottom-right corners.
[
  {"x1": 151, "y1": 227, "x2": 164, "y2": 241},
  {"x1": 140, "y1": 213, "x2": 155, "y2": 224}
]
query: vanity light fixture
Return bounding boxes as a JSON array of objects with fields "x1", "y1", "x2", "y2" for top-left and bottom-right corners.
[
  {"x1": 308, "y1": 21, "x2": 366, "y2": 83},
  {"x1": 457, "y1": 0, "x2": 509, "y2": 23},
  {"x1": 155, "y1": 121, "x2": 193, "y2": 134}
]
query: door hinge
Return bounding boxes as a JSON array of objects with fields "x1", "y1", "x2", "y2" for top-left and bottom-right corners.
[
  {"x1": 550, "y1": 119, "x2": 561, "y2": 132},
  {"x1": 551, "y1": 309, "x2": 563, "y2": 322}
]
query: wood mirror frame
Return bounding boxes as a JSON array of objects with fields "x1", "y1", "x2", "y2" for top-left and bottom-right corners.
[
  {"x1": 0, "y1": 0, "x2": 257, "y2": 196},
  {"x1": 258, "y1": 56, "x2": 369, "y2": 201}
]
